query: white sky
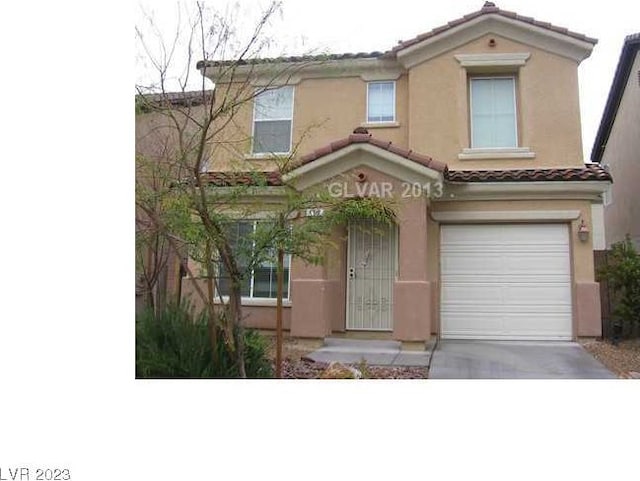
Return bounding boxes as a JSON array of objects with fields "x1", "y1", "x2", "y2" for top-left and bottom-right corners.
[{"x1": 137, "y1": 0, "x2": 640, "y2": 162}]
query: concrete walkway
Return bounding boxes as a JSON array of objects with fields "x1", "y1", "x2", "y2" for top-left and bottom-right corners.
[
  {"x1": 429, "y1": 340, "x2": 616, "y2": 379},
  {"x1": 304, "y1": 338, "x2": 617, "y2": 379},
  {"x1": 305, "y1": 338, "x2": 434, "y2": 367}
]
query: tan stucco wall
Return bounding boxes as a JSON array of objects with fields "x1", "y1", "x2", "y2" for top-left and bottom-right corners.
[
  {"x1": 407, "y1": 34, "x2": 585, "y2": 169},
  {"x1": 602, "y1": 51, "x2": 640, "y2": 248},
  {"x1": 208, "y1": 34, "x2": 586, "y2": 171},
  {"x1": 181, "y1": 278, "x2": 293, "y2": 330},
  {"x1": 292, "y1": 75, "x2": 408, "y2": 155},
  {"x1": 171, "y1": 193, "x2": 602, "y2": 338},
  {"x1": 289, "y1": 165, "x2": 436, "y2": 340},
  {"x1": 136, "y1": 105, "x2": 215, "y2": 173},
  {"x1": 207, "y1": 75, "x2": 409, "y2": 171}
]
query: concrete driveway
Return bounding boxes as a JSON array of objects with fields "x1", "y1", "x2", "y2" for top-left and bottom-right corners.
[{"x1": 429, "y1": 340, "x2": 616, "y2": 379}]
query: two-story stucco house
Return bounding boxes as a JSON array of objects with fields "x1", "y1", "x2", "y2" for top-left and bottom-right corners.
[
  {"x1": 591, "y1": 33, "x2": 640, "y2": 249},
  {"x1": 180, "y1": 2, "x2": 611, "y2": 343}
]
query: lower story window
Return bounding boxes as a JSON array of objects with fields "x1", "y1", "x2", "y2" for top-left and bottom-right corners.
[{"x1": 217, "y1": 221, "x2": 291, "y2": 299}]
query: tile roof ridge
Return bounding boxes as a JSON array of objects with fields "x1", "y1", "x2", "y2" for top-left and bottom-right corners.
[
  {"x1": 297, "y1": 128, "x2": 446, "y2": 173},
  {"x1": 391, "y1": 2, "x2": 596, "y2": 54}
]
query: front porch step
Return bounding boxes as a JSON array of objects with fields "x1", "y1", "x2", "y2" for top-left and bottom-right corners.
[
  {"x1": 305, "y1": 337, "x2": 433, "y2": 366},
  {"x1": 323, "y1": 337, "x2": 401, "y2": 352}
]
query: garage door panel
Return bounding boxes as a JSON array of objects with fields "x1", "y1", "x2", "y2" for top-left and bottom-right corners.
[
  {"x1": 442, "y1": 255, "x2": 569, "y2": 277},
  {"x1": 442, "y1": 224, "x2": 568, "y2": 244},
  {"x1": 442, "y1": 284, "x2": 504, "y2": 303},
  {"x1": 441, "y1": 284, "x2": 573, "y2": 304},
  {"x1": 442, "y1": 312, "x2": 572, "y2": 340},
  {"x1": 440, "y1": 224, "x2": 572, "y2": 341},
  {"x1": 442, "y1": 302, "x2": 571, "y2": 314},
  {"x1": 503, "y1": 284, "x2": 572, "y2": 304}
]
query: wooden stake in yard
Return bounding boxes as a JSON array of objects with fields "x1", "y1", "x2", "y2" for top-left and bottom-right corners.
[{"x1": 276, "y1": 246, "x2": 285, "y2": 378}]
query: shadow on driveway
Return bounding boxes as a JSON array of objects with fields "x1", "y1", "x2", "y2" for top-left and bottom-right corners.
[{"x1": 429, "y1": 340, "x2": 616, "y2": 379}]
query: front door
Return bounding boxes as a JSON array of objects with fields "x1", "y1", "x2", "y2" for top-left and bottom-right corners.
[{"x1": 346, "y1": 219, "x2": 397, "y2": 330}]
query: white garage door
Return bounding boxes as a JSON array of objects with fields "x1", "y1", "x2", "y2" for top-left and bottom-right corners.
[{"x1": 440, "y1": 224, "x2": 572, "y2": 340}]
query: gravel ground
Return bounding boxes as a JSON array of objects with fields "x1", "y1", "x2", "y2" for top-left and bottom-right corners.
[
  {"x1": 266, "y1": 335, "x2": 428, "y2": 379},
  {"x1": 267, "y1": 334, "x2": 640, "y2": 379},
  {"x1": 580, "y1": 338, "x2": 640, "y2": 379}
]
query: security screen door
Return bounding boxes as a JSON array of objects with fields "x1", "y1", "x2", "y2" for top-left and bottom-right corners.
[{"x1": 346, "y1": 219, "x2": 397, "y2": 330}]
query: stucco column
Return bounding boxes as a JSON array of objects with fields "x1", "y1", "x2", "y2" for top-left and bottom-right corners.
[
  {"x1": 289, "y1": 226, "x2": 346, "y2": 338},
  {"x1": 575, "y1": 282, "x2": 602, "y2": 337},
  {"x1": 393, "y1": 198, "x2": 431, "y2": 341},
  {"x1": 289, "y1": 260, "x2": 332, "y2": 338}
]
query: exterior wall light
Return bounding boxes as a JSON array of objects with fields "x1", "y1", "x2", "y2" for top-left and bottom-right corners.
[{"x1": 577, "y1": 218, "x2": 590, "y2": 242}]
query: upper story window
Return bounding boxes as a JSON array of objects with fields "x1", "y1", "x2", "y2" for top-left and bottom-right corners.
[
  {"x1": 470, "y1": 76, "x2": 517, "y2": 148},
  {"x1": 367, "y1": 81, "x2": 395, "y2": 123},
  {"x1": 252, "y1": 86, "x2": 294, "y2": 155}
]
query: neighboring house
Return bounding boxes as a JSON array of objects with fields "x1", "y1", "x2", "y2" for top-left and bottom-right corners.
[
  {"x1": 149, "y1": 2, "x2": 612, "y2": 343},
  {"x1": 590, "y1": 33, "x2": 640, "y2": 249},
  {"x1": 135, "y1": 91, "x2": 215, "y2": 311}
]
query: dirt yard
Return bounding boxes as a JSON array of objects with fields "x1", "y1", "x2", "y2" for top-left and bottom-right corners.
[{"x1": 580, "y1": 338, "x2": 640, "y2": 379}]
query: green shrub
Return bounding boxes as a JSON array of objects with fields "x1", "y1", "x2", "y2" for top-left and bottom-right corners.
[
  {"x1": 242, "y1": 329, "x2": 274, "y2": 378},
  {"x1": 600, "y1": 235, "x2": 640, "y2": 337},
  {"x1": 136, "y1": 302, "x2": 273, "y2": 378}
]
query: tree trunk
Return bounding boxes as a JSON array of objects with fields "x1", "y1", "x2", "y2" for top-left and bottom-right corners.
[
  {"x1": 144, "y1": 288, "x2": 155, "y2": 315},
  {"x1": 276, "y1": 248, "x2": 284, "y2": 378},
  {"x1": 204, "y1": 239, "x2": 218, "y2": 359},
  {"x1": 228, "y1": 282, "x2": 246, "y2": 378}
]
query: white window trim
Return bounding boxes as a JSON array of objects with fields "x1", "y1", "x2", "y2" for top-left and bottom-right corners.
[
  {"x1": 216, "y1": 220, "x2": 292, "y2": 301},
  {"x1": 455, "y1": 53, "x2": 531, "y2": 69},
  {"x1": 251, "y1": 86, "x2": 295, "y2": 156},
  {"x1": 469, "y1": 75, "x2": 518, "y2": 149},
  {"x1": 366, "y1": 80, "x2": 396, "y2": 124},
  {"x1": 360, "y1": 121, "x2": 401, "y2": 129},
  {"x1": 458, "y1": 147, "x2": 535, "y2": 160},
  {"x1": 214, "y1": 296, "x2": 292, "y2": 308}
]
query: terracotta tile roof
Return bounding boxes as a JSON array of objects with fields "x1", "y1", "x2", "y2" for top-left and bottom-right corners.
[
  {"x1": 200, "y1": 164, "x2": 611, "y2": 188},
  {"x1": 296, "y1": 127, "x2": 448, "y2": 173},
  {"x1": 390, "y1": 1, "x2": 597, "y2": 54},
  {"x1": 445, "y1": 164, "x2": 612, "y2": 183},
  {"x1": 196, "y1": 52, "x2": 383, "y2": 69},
  {"x1": 202, "y1": 171, "x2": 283, "y2": 186},
  {"x1": 136, "y1": 90, "x2": 214, "y2": 111},
  {"x1": 197, "y1": 3, "x2": 595, "y2": 69}
]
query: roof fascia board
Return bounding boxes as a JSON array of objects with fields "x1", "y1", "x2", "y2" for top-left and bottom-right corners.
[
  {"x1": 396, "y1": 14, "x2": 594, "y2": 68},
  {"x1": 590, "y1": 38, "x2": 640, "y2": 162},
  {"x1": 441, "y1": 180, "x2": 609, "y2": 201},
  {"x1": 430, "y1": 209, "x2": 581, "y2": 222},
  {"x1": 200, "y1": 57, "x2": 404, "y2": 85}
]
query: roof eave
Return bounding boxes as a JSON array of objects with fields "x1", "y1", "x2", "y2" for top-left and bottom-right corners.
[
  {"x1": 590, "y1": 34, "x2": 640, "y2": 162},
  {"x1": 395, "y1": 14, "x2": 595, "y2": 69},
  {"x1": 198, "y1": 56, "x2": 404, "y2": 84}
]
